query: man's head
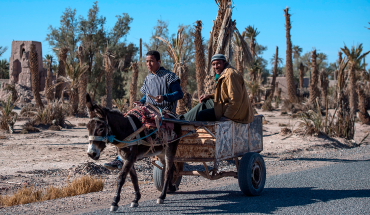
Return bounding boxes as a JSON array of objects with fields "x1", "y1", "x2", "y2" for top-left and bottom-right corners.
[
  {"x1": 146, "y1": 50, "x2": 161, "y2": 73},
  {"x1": 211, "y1": 54, "x2": 227, "y2": 75}
]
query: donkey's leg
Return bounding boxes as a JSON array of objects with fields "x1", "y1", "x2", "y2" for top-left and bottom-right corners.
[
  {"x1": 111, "y1": 159, "x2": 135, "y2": 212},
  {"x1": 157, "y1": 143, "x2": 178, "y2": 204},
  {"x1": 129, "y1": 166, "x2": 141, "y2": 208}
]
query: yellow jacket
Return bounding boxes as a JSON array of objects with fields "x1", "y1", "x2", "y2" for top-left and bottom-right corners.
[{"x1": 211, "y1": 64, "x2": 254, "y2": 124}]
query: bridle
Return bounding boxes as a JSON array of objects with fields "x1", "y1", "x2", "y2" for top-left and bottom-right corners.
[{"x1": 88, "y1": 115, "x2": 141, "y2": 145}]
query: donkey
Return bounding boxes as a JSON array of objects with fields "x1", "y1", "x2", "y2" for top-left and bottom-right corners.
[{"x1": 85, "y1": 94, "x2": 181, "y2": 212}]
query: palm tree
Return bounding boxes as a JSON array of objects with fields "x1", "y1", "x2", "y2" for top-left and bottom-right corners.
[
  {"x1": 270, "y1": 46, "x2": 280, "y2": 100},
  {"x1": 64, "y1": 61, "x2": 88, "y2": 114},
  {"x1": 129, "y1": 62, "x2": 139, "y2": 108},
  {"x1": 43, "y1": 54, "x2": 56, "y2": 68},
  {"x1": 309, "y1": 50, "x2": 320, "y2": 106},
  {"x1": 244, "y1": 25, "x2": 260, "y2": 59},
  {"x1": 157, "y1": 27, "x2": 189, "y2": 114},
  {"x1": 317, "y1": 52, "x2": 328, "y2": 69},
  {"x1": 284, "y1": 7, "x2": 298, "y2": 103},
  {"x1": 357, "y1": 83, "x2": 370, "y2": 124},
  {"x1": 0, "y1": 46, "x2": 8, "y2": 57},
  {"x1": 44, "y1": 56, "x2": 54, "y2": 103},
  {"x1": 77, "y1": 45, "x2": 87, "y2": 115},
  {"x1": 293, "y1": 45, "x2": 302, "y2": 75},
  {"x1": 299, "y1": 62, "x2": 305, "y2": 96},
  {"x1": 194, "y1": 20, "x2": 206, "y2": 98},
  {"x1": 0, "y1": 59, "x2": 9, "y2": 79},
  {"x1": 29, "y1": 44, "x2": 44, "y2": 109},
  {"x1": 319, "y1": 69, "x2": 329, "y2": 108},
  {"x1": 103, "y1": 44, "x2": 116, "y2": 109},
  {"x1": 247, "y1": 58, "x2": 262, "y2": 83},
  {"x1": 341, "y1": 43, "x2": 370, "y2": 116},
  {"x1": 55, "y1": 47, "x2": 69, "y2": 100},
  {"x1": 233, "y1": 32, "x2": 244, "y2": 77}
]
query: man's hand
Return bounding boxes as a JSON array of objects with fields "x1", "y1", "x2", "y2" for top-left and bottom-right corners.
[
  {"x1": 154, "y1": 95, "x2": 164, "y2": 103},
  {"x1": 199, "y1": 94, "x2": 212, "y2": 103}
]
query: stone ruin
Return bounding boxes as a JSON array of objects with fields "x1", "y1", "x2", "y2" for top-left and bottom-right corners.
[
  {"x1": 8, "y1": 41, "x2": 47, "y2": 91},
  {"x1": 0, "y1": 41, "x2": 55, "y2": 105}
]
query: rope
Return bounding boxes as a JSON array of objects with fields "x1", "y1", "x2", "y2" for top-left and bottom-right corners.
[{"x1": 108, "y1": 107, "x2": 164, "y2": 144}]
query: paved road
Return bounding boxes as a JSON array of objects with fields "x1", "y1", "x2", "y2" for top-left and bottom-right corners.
[{"x1": 83, "y1": 160, "x2": 370, "y2": 214}]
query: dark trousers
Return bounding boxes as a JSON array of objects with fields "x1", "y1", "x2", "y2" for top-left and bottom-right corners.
[{"x1": 183, "y1": 99, "x2": 217, "y2": 121}]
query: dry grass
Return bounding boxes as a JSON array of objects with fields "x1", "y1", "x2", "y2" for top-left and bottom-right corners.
[{"x1": 0, "y1": 175, "x2": 104, "y2": 207}]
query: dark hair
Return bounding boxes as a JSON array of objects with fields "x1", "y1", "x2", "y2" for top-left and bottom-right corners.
[{"x1": 146, "y1": 50, "x2": 160, "y2": 61}]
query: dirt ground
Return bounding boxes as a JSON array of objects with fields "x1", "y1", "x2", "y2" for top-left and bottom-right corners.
[{"x1": 0, "y1": 107, "x2": 370, "y2": 214}]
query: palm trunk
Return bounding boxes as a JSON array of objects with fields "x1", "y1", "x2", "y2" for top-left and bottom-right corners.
[
  {"x1": 299, "y1": 62, "x2": 304, "y2": 96},
  {"x1": 29, "y1": 44, "x2": 43, "y2": 109},
  {"x1": 309, "y1": 50, "x2": 319, "y2": 106},
  {"x1": 320, "y1": 69, "x2": 328, "y2": 108},
  {"x1": 56, "y1": 47, "x2": 68, "y2": 100},
  {"x1": 129, "y1": 62, "x2": 139, "y2": 108},
  {"x1": 45, "y1": 57, "x2": 53, "y2": 104},
  {"x1": 194, "y1": 20, "x2": 206, "y2": 98},
  {"x1": 358, "y1": 85, "x2": 370, "y2": 124},
  {"x1": 284, "y1": 7, "x2": 298, "y2": 103},
  {"x1": 139, "y1": 38, "x2": 142, "y2": 59},
  {"x1": 349, "y1": 64, "x2": 357, "y2": 116},
  {"x1": 70, "y1": 86, "x2": 79, "y2": 114},
  {"x1": 175, "y1": 63, "x2": 189, "y2": 115},
  {"x1": 270, "y1": 46, "x2": 278, "y2": 100},
  {"x1": 78, "y1": 46, "x2": 87, "y2": 116},
  {"x1": 250, "y1": 37, "x2": 255, "y2": 60}
]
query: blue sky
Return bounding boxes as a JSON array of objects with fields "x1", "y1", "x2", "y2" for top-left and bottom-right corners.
[{"x1": 1, "y1": 0, "x2": 369, "y2": 70}]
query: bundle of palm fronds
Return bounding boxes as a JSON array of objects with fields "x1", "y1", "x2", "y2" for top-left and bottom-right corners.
[
  {"x1": 203, "y1": 0, "x2": 252, "y2": 95},
  {"x1": 0, "y1": 96, "x2": 18, "y2": 133}
]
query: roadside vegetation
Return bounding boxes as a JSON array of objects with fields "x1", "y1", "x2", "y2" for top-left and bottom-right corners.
[{"x1": 0, "y1": 175, "x2": 104, "y2": 207}]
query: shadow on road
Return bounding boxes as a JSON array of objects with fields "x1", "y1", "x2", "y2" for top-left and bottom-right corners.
[
  {"x1": 282, "y1": 158, "x2": 370, "y2": 163},
  {"x1": 123, "y1": 187, "x2": 370, "y2": 214}
]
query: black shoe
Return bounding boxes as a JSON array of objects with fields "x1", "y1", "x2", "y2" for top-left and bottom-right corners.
[{"x1": 104, "y1": 158, "x2": 123, "y2": 170}]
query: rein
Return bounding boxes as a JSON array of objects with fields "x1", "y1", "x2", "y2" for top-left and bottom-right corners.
[{"x1": 88, "y1": 108, "x2": 164, "y2": 146}]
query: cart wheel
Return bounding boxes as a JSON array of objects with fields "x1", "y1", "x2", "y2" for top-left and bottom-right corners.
[
  {"x1": 238, "y1": 152, "x2": 266, "y2": 196},
  {"x1": 153, "y1": 161, "x2": 182, "y2": 192}
]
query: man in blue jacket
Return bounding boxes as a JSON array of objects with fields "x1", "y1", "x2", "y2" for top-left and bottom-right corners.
[{"x1": 104, "y1": 50, "x2": 183, "y2": 170}]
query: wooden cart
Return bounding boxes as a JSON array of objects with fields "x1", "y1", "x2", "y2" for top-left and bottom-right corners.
[{"x1": 151, "y1": 115, "x2": 265, "y2": 196}]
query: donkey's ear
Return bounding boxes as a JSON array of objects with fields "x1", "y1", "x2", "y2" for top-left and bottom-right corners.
[
  {"x1": 86, "y1": 93, "x2": 94, "y2": 112},
  {"x1": 94, "y1": 105, "x2": 106, "y2": 119}
]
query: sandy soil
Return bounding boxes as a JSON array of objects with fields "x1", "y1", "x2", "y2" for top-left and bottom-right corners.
[{"x1": 0, "y1": 107, "x2": 370, "y2": 214}]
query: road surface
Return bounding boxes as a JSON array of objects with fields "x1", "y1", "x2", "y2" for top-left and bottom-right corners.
[{"x1": 82, "y1": 159, "x2": 370, "y2": 214}]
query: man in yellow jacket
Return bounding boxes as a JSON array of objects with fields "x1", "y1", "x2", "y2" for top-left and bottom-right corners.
[{"x1": 183, "y1": 54, "x2": 254, "y2": 124}]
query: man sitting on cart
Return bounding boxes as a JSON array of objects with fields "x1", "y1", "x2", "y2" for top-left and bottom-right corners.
[
  {"x1": 104, "y1": 50, "x2": 184, "y2": 170},
  {"x1": 182, "y1": 54, "x2": 254, "y2": 124}
]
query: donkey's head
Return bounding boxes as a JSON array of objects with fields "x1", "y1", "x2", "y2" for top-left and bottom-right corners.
[{"x1": 86, "y1": 93, "x2": 108, "y2": 160}]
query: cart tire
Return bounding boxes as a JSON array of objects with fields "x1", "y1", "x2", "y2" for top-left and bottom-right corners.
[
  {"x1": 238, "y1": 152, "x2": 266, "y2": 196},
  {"x1": 153, "y1": 161, "x2": 182, "y2": 192}
]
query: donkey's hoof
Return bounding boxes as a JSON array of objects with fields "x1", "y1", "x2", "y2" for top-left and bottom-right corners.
[
  {"x1": 110, "y1": 205, "x2": 118, "y2": 212},
  {"x1": 130, "y1": 202, "x2": 138, "y2": 208},
  {"x1": 156, "y1": 199, "x2": 164, "y2": 204}
]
